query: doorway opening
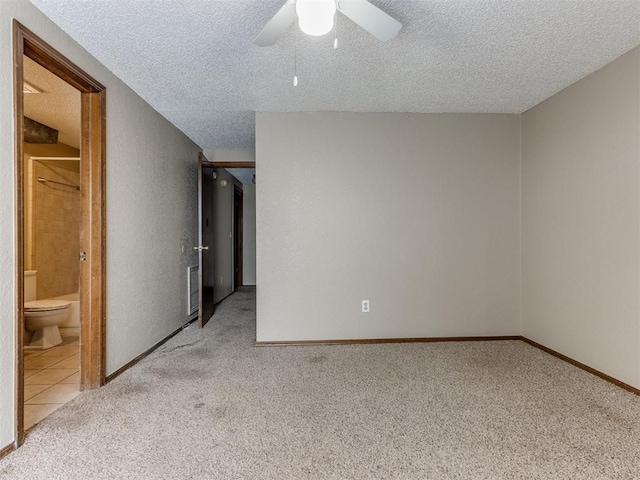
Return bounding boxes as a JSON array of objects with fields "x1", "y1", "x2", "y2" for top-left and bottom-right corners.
[
  {"x1": 14, "y1": 22, "x2": 106, "y2": 445},
  {"x1": 198, "y1": 161, "x2": 255, "y2": 328},
  {"x1": 214, "y1": 162, "x2": 255, "y2": 299}
]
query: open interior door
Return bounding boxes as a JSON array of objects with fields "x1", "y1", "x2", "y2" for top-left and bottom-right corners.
[{"x1": 197, "y1": 153, "x2": 215, "y2": 327}]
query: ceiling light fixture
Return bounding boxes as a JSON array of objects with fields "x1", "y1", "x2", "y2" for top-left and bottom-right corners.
[
  {"x1": 296, "y1": 0, "x2": 336, "y2": 37},
  {"x1": 254, "y1": 0, "x2": 401, "y2": 47}
]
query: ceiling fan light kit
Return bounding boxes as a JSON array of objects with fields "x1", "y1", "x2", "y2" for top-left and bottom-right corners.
[
  {"x1": 296, "y1": 0, "x2": 337, "y2": 37},
  {"x1": 254, "y1": 0, "x2": 402, "y2": 87},
  {"x1": 254, "y1": 0, "x2": 402, "y2": 46}
]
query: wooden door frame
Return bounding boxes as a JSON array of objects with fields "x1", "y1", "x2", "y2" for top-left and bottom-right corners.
[
  {"x1": 213, "y1": 162, "x2": 256, "y2": 169},
  {"x1": 13, "y1": 22, "x2": 106, "y2": 445}
]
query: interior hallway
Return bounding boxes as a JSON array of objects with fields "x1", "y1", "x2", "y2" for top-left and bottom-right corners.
[{"x1": 1, "y1": 286, "x2": 640, "y2": 479}]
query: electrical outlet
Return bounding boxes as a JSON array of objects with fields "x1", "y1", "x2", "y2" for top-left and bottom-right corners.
[{"x1": 362, "y1": 300, "x2": 370, "y2": 313}]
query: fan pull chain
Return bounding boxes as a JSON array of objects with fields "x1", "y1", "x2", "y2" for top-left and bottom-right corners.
[
  {"x1": 293, "y1": 18, "x2": 299, "y2": 87},
  {"x1": 334, "y1": 7, "x2": 339, "y2": 49}
]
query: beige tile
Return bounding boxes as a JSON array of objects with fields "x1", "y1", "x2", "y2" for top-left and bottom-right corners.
[
  {"x1": 24, "y1": 369, "x2": 42, "y2": 379},
  {"x1": 24, "y1": 404, "x2": 62, "y2": 430},
  {"x1": 50, "y1": 354, "x2": 79, "y2": 369},
  {"x1": 38, "y1": 345, "x2": 79, "y2": 359},
  {"x1": 26, "y1": 383, "x2": 80, "y2": 405},
  {"x1": 25, "y1": 368, "x2": 77, "y2": 385},
  {"x1": 24, "y1": 355, "x2": 66, "y2": 370},
  {"x1": 24, "y1": 384, "x2": 51, "y2": 401},
  {"x1": 59, "y1": 371, "x2": 80, "y2": 384}
]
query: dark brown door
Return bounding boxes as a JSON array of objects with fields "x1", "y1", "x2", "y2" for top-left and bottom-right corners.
[
  {"x1": 234, "y1": 185, "x2": 243, "y2": 288},
  {"x1": 198, "y1": 154, "x2": 215, "y2": 327}
]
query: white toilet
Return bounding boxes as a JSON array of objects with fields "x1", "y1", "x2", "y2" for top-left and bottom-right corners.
[{"x1": 24, "y1": 270, "x2": 70, "y2": 351}]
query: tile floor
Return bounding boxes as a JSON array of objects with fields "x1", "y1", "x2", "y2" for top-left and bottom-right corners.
[{"x1": 24, "y1": 335, "x2": 80, "y2": 429}]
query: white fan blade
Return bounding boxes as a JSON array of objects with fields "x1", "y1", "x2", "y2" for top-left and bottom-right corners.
[
  {"x1": 254, "y1": 0, "x2": 298, "y2": 47},
  {"x1": 338, "y1": 0, "x2": 402, "y2": 42}
]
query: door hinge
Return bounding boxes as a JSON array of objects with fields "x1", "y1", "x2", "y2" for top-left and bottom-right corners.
[{"x1": 79, "y1": 251, "x2": 87, "y2": 262}]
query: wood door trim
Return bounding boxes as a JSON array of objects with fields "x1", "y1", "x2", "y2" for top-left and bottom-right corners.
[
  {"x1": 0, "y1": 442, "x2": 16, "y2": 461},
  {"x1": 211, "y1": 161, "x2": 256, "y2": 168},
  {"x1": 12, "y1": 21, "x2": 25, "y2": 447},
  {"x1": 20, "y1": 23, "x2": 104, "y2": 92},
  {"x1": 79, "y1": 89, "x2": 106, "y2": 390},
  {"x1": 13, "y1": 21, "x2": 106, "y2": 447}
]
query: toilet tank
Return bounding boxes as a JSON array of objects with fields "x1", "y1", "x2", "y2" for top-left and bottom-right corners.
[{"x1": 24, "y1": 270, "x2": 37, "y2": 302}]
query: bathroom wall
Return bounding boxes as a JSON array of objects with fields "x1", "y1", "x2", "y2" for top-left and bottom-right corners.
[
  {"x1": 32, "y1": 159, "x2": 80, "y2": 299},
  {"x1": 24, "y1": 143, "x2": 80, "y2": 299},
  {"x1": 23, "y1": 142, "x2": 79, "y2": 274}
]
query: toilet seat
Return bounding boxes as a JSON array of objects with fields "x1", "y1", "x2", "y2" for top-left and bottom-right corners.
[{"x1": 25, "y1": 299, "x2": 71, "y2": 312}]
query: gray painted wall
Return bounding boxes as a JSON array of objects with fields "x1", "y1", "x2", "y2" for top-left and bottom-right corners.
[
  {"x1": 243, "y1": 184, "x2": 257, "y2": 286},
  {"x1": 522, "y1": 47, "x2": 640, "y2": 388},
  {"x1": 213, "y1": 168, "x2": 234, "y2": 303},
  {"x1": 256, "y1": 112, "x2": 522, "y2": 342},
  {"x1": 203, "y1": 149, "x2": 255, "y2": 163},
  {"x1": 0, "y1": 0, "x2": 201, "y2": 448}
]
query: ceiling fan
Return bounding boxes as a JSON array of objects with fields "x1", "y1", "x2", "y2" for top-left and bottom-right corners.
[{"x1": 254, "y1": 0, "x2": 402, "y2": 47}]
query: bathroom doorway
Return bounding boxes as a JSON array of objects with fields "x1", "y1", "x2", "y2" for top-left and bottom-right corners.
[{"x1": 13, "y1": 22, "x2": 106, "y2": 445}]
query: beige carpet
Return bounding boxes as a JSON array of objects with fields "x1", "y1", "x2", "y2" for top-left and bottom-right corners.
[{"x1": 2, "y1": 286, "x2": 640, "y2": 479}]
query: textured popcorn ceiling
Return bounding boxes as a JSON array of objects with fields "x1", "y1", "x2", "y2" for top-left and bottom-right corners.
[{"x1": 30, "y1": 0, "x2": 640, "y2": 149}]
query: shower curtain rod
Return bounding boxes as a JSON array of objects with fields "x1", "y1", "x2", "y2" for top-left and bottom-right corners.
[{"x1": 37, "y1": 177, "x2": 80, "y2": 191}]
